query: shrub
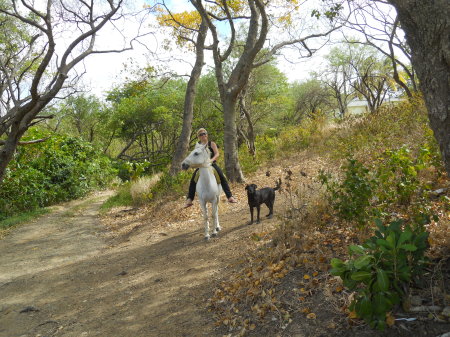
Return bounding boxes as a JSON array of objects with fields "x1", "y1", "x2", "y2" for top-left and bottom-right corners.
[
  {"x1": 330, "y1": 219, "x2": 429, "y2": 330},
  {"x1": 319, "y1": 157, "x2": 376, "y2": 226},
  {"x1": 377, "y1": 145, "x2": 436, "y2": 206},
  {"x1": 238, "y1": 145, "x2": 261, "y2": 174},
  {"x1": 150, "y1": 168, "x2": 191, "y2": 199},
  {"x1": 0, "y1": 132, "x2": 116, "y2": 220},
  {"x1": 130, "y1": 174, "x2": 162, "y2": 205},
  {"x1": 114, "y1": 160, "x2": 153, "y2": 182}
]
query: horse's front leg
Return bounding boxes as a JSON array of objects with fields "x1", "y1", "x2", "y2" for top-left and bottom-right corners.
[
  {"x1": 199, "y1": 201, "x2": 210, "y2": 240},
  {"x1": 211, "y1": 197, "x2": 220, "y2": 236}
]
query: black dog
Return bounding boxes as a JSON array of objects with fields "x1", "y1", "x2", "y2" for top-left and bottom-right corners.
[{"x1": 245, "y1": 179, "x2": 281, "y2": 224}]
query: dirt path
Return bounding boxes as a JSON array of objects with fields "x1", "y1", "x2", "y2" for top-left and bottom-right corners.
[
  {"x1": 0, "y1": 178, "x2": 289, "y2": 337},
  {"x1": 0, "y1": 155, "x2": 324, "y2": 337}
]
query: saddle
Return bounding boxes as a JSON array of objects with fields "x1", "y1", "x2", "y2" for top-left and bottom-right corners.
[{"x1": 193, "y1": 167, "x2": 221, "y2": 184}]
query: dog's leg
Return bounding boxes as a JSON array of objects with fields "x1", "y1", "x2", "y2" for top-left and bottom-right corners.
[
  {"x1": 248, "y1": 206, "x2": 254, "y2": 225},
  {"x1": 266, "y1": 200, "x2": 274, "y2": 218},
  {"x1": 256, "y1": 205, "x2": 261, "y2": 224}
]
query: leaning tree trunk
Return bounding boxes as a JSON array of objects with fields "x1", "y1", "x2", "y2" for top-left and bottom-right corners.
[
  {"x1": 387, "y1": 0, "x2": 450, "y2": 175},
  {"x1": 223, "y1": 95, "x2": 245, "y2": 183},
  {"x1": 169, "y1": 20, "x2": 208, "y2": 176}
]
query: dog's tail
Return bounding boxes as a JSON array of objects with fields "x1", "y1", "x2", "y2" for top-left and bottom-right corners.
[{"x1": 274, "y1": 178, "x2": 282, "y2": 191}]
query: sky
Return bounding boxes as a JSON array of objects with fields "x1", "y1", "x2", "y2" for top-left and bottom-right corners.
[
  {"x1": 78, "y1": 0, "x2": 390, "y2": 99},
  {"x1": 79, "y1": 0, "x2": 332, "y2": 98}
]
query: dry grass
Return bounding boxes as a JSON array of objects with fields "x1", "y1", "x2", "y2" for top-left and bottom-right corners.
[{"x1": 130, "y1": 173, "x2": 162, "y2": 205}]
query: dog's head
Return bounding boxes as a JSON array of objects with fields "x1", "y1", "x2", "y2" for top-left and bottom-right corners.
[{"x1": 245, "y1": 184, "x2": 257, "y2": 195}]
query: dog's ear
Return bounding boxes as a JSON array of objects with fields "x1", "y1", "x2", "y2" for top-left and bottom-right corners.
[{"x1": 245, "y1": 185, "x2": 249, "y2": 190}]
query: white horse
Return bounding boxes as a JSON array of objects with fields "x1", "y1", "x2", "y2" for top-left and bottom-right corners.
[{"x1": 181, "y1": 143, "x2": 222, "y2": 240}]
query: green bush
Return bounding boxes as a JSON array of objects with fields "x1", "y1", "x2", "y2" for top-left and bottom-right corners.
[
  {"x1": 0, "y1": 133, "x2": 116, "y2": 220},
  {"x1": 377, "y1": 146, "x2": 434, "y2": 206},
  {"x1": 238, "y1": 145, "x2": 261, "y2": 174},
  {"x1": 330, "y1": 219, "x2": 429, "y2": 330},
  {"x1": 319, "y1": 157, "x2": 376, "y2": 226},
  {"x1": 114, "y1": 160, "x2": 153, "y2": 182},
  {"x1": 320, "y1": 142, "x2": 441, "y2": 226},
  {"x1": 150, "y1": 168, "x2": 191, "y2": 199}
]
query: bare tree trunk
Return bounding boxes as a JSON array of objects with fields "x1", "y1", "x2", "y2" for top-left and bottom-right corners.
[
  {"x1": 238, "y1": 92, "x2": 256, "y2": 157},
  {"x1": 387, "y1": 0, "x2": 450, "y2": 175},
  {"x1": 223, "y1": 96, "x2": 245, "y2": 182},
  {"x1": 169, "y1": 20, "x2": 208, "y2": 176}
]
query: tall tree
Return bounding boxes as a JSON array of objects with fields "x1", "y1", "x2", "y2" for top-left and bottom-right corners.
[
  {"x1": 386, "y1": 0, "x2": 450, "y2": 175},
  {"x1": 191, "y1": 0, "x2": 342, "y2": 182},
  {"x1": 320, "y1": 46, "x2": 356, "y2": 118},
  {"x1": 345, "y1": 0, "x2": 418, "y2": 96},
  {"x1": 154, "y1": 5, "x2": 209, "y2": 176},
  {"x1": 237, "y1": 63, "x2": 289, "y2": 156},
  {"x1": 0, "y1": 0, "x2": 147, "y2": 183},
  {"x1": 291, "y1": 79, "x2": 334, "y2": 122},
  {"x1": 347, "y1": 45, "x2": 394, "y2": 112}
]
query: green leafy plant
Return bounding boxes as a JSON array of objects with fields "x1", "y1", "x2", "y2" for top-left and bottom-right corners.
[
  {"x1": 319, "y1": 157, "x2": 376, "y2": 226},
  {"x1": 377, "y1": 146, "x2": 425, "y2": 205},
  {"x1": 330, "y1": 219, "x2": 429, "y2": 330},
  {"x1": 0, "y1": 132, "x2": 116, "y2": 220},
  {"x1": 150, "y1": 168, "x2": 191, "y2": 199}
]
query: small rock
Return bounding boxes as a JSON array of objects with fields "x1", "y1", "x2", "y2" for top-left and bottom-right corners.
[{"x1": 116, "y1": 271, "x2": 127, "y2": 276}]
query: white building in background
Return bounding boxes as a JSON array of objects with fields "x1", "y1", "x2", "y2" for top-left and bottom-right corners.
[{"x1": 342, "y1": 97, "x2": 405, "y2": 116}]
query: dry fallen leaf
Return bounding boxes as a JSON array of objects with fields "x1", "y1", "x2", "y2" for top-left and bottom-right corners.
[
  {"x1": 348, "y1": 311, "x2": 358, "y2": 319},
  {"x1": 306, "y1": 313, "x2": 317, "y2": 319},
  {"x1": 300, "y1": 307, "x2": 311, "y2": 314},
  {"x1": 386, "y1": 312, "x2": 395, "y2": 327}
]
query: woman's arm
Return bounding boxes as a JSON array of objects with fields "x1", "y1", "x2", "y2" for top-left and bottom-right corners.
[{"x1": 210, "y1": 141, "x2": 219, "y2": 162}]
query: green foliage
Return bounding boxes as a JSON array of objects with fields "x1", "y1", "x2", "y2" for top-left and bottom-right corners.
[
  {"x1": 376, "y1": 145, "x2": 437, "y2": 205},
  {"x1": 257, "y1": 135, "x2": 278, "y2": 161},
  {"x1": 100, "y1": 183, "x2": 134, "y2": 212},
  {"x1": 319, "y1": 157, "x2": 376, "y2": 226},
  {"x1": 149, "y1": 168, "x2": 191, "y2": 199},
  {"x1": 288, "y1": 79, "x2": 334, "y2": 123},
  {"x1": 321, "y1": 97, "x2": 432, "y2": 159},
  {"x1": 106, "y1": 77, "x2": 186, "y2": 161},
  {"x1": 238, "y1": 145, "x2": 261, "y2": 174},
  {"x1": 0, "y1": 208, "x2": 49, "y2": 231},
  {"x1": 330, "y1": 219, "x2": 429, "y2": 330},
  {"x1": 0, "y1": 131, "x2": 116, "y2": 220},
  {"x1": 115, "y1": 160, "x2": 153, "y2": 182},
  {"x1": 320, "y1": 141, "x2": 440, "y2": 227}
]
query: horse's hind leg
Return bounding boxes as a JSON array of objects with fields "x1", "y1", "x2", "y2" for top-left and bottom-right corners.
[
  {"x1": 200, "y1": 202, "x2": 210, "y2": 240},
  {"x1": 211, "y1": 198, "x2": 220, "y2": 236}
]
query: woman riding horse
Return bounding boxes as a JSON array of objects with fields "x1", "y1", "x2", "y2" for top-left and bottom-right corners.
[{"x1": 184, "y1": 128, "x2": 237, "y2": 208}]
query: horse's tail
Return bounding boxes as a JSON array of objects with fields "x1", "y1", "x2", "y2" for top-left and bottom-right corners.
[{"x1": 274, "y1": 178, "x2": 282, "y2": 191}]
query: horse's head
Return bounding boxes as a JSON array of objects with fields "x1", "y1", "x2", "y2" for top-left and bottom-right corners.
[{"x1": 181, "y1": 143, "x2": 211, "y2": 170}]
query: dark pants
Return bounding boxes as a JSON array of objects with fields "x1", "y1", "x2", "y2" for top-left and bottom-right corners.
[{"x1": 187, "y1": 163, "x2": 233, "y2": 200}]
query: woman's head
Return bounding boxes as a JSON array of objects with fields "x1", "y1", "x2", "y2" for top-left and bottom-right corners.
[{"x1": 197, "y1": 128, "x2": 208, "y2": 138}]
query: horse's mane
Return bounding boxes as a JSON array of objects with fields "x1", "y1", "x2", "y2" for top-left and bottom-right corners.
[{"x1": 194, "y1": 142, "x2": 211, "y2": 156}]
